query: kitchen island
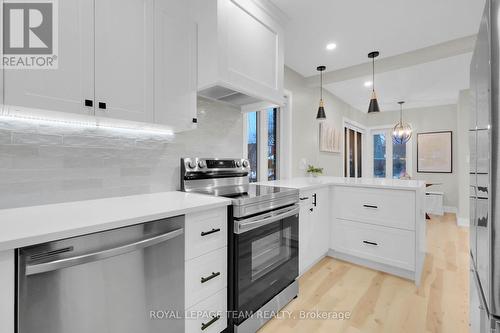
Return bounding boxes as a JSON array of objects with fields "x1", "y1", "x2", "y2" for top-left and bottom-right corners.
[{"x1": 257, "y1": 177, "x2": 427, "y2": 285}]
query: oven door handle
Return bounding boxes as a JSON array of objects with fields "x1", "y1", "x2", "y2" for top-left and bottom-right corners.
[{"x1": 235, "y1": 205, "x2": 300, "y2": 234}]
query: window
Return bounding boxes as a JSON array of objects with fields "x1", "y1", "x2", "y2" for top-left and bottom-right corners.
[
  {"x1": 267, "y1": 108, "x2": 279, "y2": 181},
  {"x1": 392, "y1": 141, "x2": 407, "y2": 179},
  {"x1": 344, "y1": 125, "x2": 364, "y2": 178},
  {"x1": 245, "y1": 108, "x2": 280, "y2": 182},
  {"x1": 247, "y1": 112, "x2": 258, "y2": 182},
  {"x1": 370, "y1": 128, "x2": 412, "y2": 179},
  {"x1": 373, "y1": 133, "x2": 386, "y2": 178}
]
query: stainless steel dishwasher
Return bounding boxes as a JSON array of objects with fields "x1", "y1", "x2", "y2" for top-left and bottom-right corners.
[{"x1": 17, "y1": 215, "x2": 185, "y2": 333}]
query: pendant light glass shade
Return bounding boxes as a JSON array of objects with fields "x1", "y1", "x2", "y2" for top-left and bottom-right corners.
[
  {"x1": 368, "y1": 51, "x2": 380, "y2": 113},
  {"x1": 392, "y1": 101, "x2": 412, "y2": 144},
  {"x1": 316, "y1": 66, "x2": 327, "y2": 120}
]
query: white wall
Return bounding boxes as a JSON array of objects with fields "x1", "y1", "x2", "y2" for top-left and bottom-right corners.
[
  {"x1": 0, "y1": 98, "x2": 243, "y2": 209},
  {"x1": 284, "y1": 67, "x2": 366, "y2": 177},
  {"x1": 457, "y1": 89, "x2": 471, "y2": 225},
  {"x1": 364, "y1": 104, "x2": 460, "y2": 209}
]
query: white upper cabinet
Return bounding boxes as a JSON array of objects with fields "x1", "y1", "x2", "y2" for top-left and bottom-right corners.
[
  {"x1": 196, "y1": 0, "x2": 285, "y2": 106},
  {"x1": 4, "y1": 0, "x2": 94, "y2": 116},
  {"x1": 154, "y1": 0, "x2": 198, "y2": 131},
  {"x1": 94, "y1": 0, "x2": 154, "y2": 123},
  {"x1": 2, "y1": 0, "x2": 197, "y2": 132}
]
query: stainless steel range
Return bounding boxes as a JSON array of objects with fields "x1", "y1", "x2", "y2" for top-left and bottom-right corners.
[{"x1": 181, "y1": 158, "x2": 300, "y2": 333}]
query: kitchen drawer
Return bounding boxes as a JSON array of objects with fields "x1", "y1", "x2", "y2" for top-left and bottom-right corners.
[
  {"x1": 185, "y1": 208, "x2": 227, "y2": 260},
  {"x1": 334, "y1": 186, "x2": 415, "y2": 230},
  {"x1": 185, "y1": 247, "x2": 227, "y2": 309},
  {"x1": 185, "y1": 288, "x2": 227, "y2": 333},
  {"x1": 332, "y1": 219, "x2": 415, "y2": 270}
]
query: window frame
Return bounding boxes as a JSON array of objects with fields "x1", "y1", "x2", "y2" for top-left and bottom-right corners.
[
  {"x1": 242, "y1": 94, "x2": 291, "y2": 182},
  {"x1": 342, "y1": 118, "x2": 367, "y2": 178},
  {"x1": 368, "y1": 125, "x2": 414, "y2": 179}
]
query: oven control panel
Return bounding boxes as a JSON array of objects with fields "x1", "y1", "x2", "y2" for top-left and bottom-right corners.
[{"x1": 180, "y1": 158, "x2": 251, "y2": 188}]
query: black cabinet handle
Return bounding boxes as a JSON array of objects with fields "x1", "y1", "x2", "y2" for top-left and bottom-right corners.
[
  {"x1": 201, "y1": 315, "x2": 220, "y2": 331},
  {"x1": 201, "y1": 228, "x2": 221, "y2": 237},
  {"x1": 363, "y1": 240, "x2": 378, "y2": 246},
  {"x1": 363, "y1": 204, "x2": 378, "y2": 209},
  {"x1": 309, "y1": 208, "x2": 314, "y2": 212},
  {"x1": 312, "y1": 193, "x2": 317, "y2": 207},
  {"x1": 201, "y1": 271, "x2": 221, "y2": 284},
  {"x1": 98, "y1": 102, "x2": 107, "y2": 110},
  {"x1": 192, "y1": 118, "x2": 198, "y2": 123},
  {"x1": 299, "y1": 197, "x2": 309, "y2": 201},
  {"x1": 84, "y1": 99, "x2": 93, "y2": 107}
]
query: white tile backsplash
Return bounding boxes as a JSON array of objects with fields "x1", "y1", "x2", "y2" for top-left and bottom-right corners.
[{"x1": 0, "y1": 98, "x2": 243, "y2": 209}]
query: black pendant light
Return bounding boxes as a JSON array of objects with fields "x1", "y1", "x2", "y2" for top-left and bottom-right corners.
[
  {"x1": 316, "y1": 65, "x2": 327, "y2": 120},
  {"x1": 368, "y1": 51, "x2": 381, "y2": 113}
]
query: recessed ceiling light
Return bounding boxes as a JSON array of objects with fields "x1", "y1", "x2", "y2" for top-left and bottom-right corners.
[
  {"x1": 364, "y1": 81, "x2": 373, "y2": 87},
  {"x1": 326, "y1": 43, "x2": 337, "y2": 50}
]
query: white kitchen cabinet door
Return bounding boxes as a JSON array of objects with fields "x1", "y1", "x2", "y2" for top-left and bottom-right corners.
[
  {"x1": 299, "y1": 187, "x2": 330, "y2": 275},
  {"x1": 154, "y1": 0, "x2": 197, "y2": 131},
  {"x1": 94, "y1": 0, "x2": 154, "y2": 122},
  {"x1": 309, "y1": 187, "x2": 330, "y2": 261},
  {"x1": 4, "y1": 0, "x2": 94, "y2": 116}
]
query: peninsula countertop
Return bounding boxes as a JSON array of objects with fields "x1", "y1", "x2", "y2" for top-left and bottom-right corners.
[{"x1": 257, "y1": 176, "x2": 426, "y2": 191}]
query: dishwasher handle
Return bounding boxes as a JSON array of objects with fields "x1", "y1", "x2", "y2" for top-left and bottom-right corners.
[{"x1": 25, "y1": 228, "x2": 184, "y2": 276}]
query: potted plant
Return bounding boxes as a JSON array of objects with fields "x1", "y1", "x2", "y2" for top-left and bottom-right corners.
[{"x1": 306, "y1": 165, "x2": 323, "y2": 178}]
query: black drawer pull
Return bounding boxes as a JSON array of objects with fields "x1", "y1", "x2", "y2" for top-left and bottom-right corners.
[
  {"x1": 309, "y1": 208, "x2": 314, "y2": 212},
  {"x1": 201, "y1": 315, "x2": 220, "y2": 331},
  {"x1": 299, "y1": 197, "x2": 309, "y2": 201},
  {"x1": 84, "y1": 99, "x2": 93, "y2": 107},
  {"x1": 363, "y1": 204, "x2": 378, "y2": 209},
  {"x1": 201, "y1": 271, "x2": 221, "y2": 284},
  {"x1": 201, "y1": 228, "x2": 221, "y2": 237},
  {"x1": 98, "y1": 102, "x2": 107, "y2": 109},
  {"x1": 312, "y1": 193, "x2": 317, "y2": 207},
  {"x1": 363, "y1": 240, "x2": 378, "y2": 246}
]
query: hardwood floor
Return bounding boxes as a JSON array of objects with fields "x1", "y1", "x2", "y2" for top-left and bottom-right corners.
[{"x1": 258, "y1": 213, "x2": 470, "y2": 333}]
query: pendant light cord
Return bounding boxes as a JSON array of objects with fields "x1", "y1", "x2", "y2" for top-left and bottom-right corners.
[
  {"x1": 320, "y1": 70, "x2": 323, "y2": 100},
  {"x1": 372, "y1": 57, "x2": 375, "y2": 92}
]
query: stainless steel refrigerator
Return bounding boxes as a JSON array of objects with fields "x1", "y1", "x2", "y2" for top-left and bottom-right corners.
[{"x1": 470, "y1": 0, "x2": 500, "y2": 331}]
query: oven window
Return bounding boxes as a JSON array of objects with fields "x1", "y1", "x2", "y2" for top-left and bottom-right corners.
[{"x1": 251, "y1": 226, "x2": 292, "y2": 281}]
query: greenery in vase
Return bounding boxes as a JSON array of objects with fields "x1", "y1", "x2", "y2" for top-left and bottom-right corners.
[{"x1": 306, "y1": 165, "x2": 323, "y2": 176}]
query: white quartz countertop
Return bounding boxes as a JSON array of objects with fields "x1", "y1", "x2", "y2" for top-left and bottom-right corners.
[
  {"x1": 258, "y1": 177, "x2": 426, "y2": 191},
  {"x1": 0, "y1": 192, "x2": 231, "y2": 251}
]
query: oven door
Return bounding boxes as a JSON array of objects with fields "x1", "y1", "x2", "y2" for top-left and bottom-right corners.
[{"x1": 233, "y1": 205, "x2": 299, "y2": 323}]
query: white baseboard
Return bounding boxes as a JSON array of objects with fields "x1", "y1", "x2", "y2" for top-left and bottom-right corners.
[
  {"x1": 457, "y1": 217, "x2": 470, "y2": 227},
  {"x1": 444, "y1": 206, "x2": 458, "y2": 214}
]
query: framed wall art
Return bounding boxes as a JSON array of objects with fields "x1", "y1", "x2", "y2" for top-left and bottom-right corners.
[{"x1": 417, "y1": 131, "x2": 453, "y2": 173}]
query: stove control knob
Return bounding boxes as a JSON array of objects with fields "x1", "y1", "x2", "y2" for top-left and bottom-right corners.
[
  {"x1": 198, "y1": 160, "x2": 207, "y2": 168},
  {"x1": 187, "y1": 161, "x2": 197, "y2": 169},
  {"x1": 242, "y1": 160, "x2": 250, "y2": 168},
  {"x1": 235, "y1": 161, "x2": 242, "y2": 168}
]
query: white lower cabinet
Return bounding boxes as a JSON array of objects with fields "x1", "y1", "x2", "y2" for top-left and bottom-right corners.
[
  {"x1": 299, "y1": 187, "x2": 330, "y2": 275},
  {"x1": 185, "y1": 247, "x2": 227, "y2": 309},
  {"x1": 332, "y1": 219, "x2": 415, "y2": 270},
  {"x1": 185, "y1": 207, "x2": 227, "y2": 333},
  {"x1": 185, "y1": 289, "x2": 227, "y2": 333},
  {"x1": 330, "y1": 185, "x2": 424, "y2": 283}
]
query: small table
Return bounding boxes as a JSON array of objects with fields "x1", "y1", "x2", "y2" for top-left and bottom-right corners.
[{"x1": 425, "y1": 183, "x2": 443, "y2": 219}]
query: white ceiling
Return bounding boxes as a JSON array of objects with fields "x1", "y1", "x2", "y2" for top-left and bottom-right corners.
[
  {"x1": 325, "y1": 53, "x2": 472, "y2": 112},
  {"x1": 271, "y1": 0, "x2": 485, "y2": 77}
]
